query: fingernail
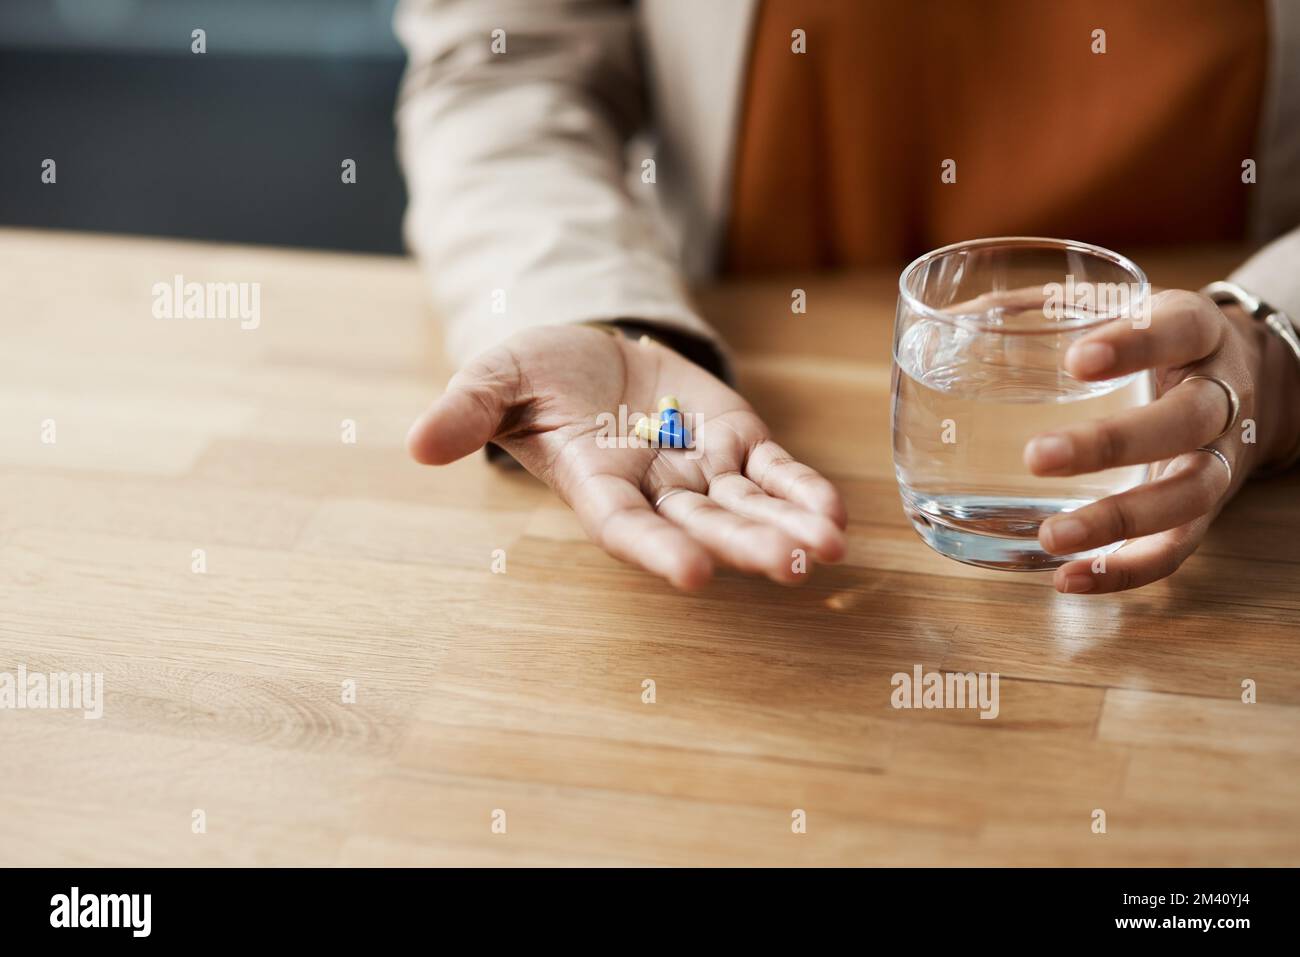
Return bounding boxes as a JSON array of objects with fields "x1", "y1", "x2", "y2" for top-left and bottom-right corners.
[
  {"x1": 1043, "y1": 517, "x2": 1086, "y2": 551},
  {"x1": 1069, "y1": 341, "x2": 1116, "y2": 377},
  {"x1": 1026, "y1": 434, "x2": 1072, "y2": 472},
  {"x1": 1059, "y1": 572, "x2": 1095, "y2": 594}
]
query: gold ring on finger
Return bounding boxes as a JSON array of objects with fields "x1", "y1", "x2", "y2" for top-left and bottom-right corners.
[
  {"x1": 1182, "y1": 374, "x2": 1240, "y2": 441},
  {"x1": 1194, "y1": 446, "x2": 1232, "y2": 482},
  {"x1": 652, "y1": 488, "x2": 689, "y2": 512}
]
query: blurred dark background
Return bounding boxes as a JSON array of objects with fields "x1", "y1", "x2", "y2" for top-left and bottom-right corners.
[{"x1": 0, "y1": 0, "x2": 408, "y2": 253}]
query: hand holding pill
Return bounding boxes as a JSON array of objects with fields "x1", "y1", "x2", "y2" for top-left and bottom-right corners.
[{"x1": 406, "y1": 324, "x2": 847, "y2": 589}]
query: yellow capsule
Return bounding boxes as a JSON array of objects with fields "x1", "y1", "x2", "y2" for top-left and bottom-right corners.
[
  {"x1": 634, "y1": 416, "x2": 660, "y2": 441},
  {"x1": 657, "y1": 395, "x2": 680, "y2": 413}
]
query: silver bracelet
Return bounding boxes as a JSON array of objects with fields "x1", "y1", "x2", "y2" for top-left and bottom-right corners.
[{"x1": 1201, "y1": 281, "x2": 1300, "y2": 474}]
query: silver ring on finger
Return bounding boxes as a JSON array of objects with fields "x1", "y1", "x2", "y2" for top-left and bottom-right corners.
[
  {"x1": 1182, "y1": 374, "x2": 1240, "y2": 441},
  {"x1": 1194, "y1": 446, "x2": 1232, "y2": 482},
  {"x1": 652, "y1": 487, "x2": 689, "y2": 511}
]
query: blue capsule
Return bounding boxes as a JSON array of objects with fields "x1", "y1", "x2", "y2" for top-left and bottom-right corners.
[
  {"x1": 656, "y1": 396, "x2": 692, "y2": 449},
  {"x1": 632, "y1": 396, "x2": 693, "y2": 449}
]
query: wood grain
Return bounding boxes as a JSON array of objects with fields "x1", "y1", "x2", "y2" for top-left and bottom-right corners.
[{"x1": 1, "y1": 229, "x2": 1296, "y2": 866}]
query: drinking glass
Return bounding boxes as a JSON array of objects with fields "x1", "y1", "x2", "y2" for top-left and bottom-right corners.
[{"x1": 891, "y1": 237, "x2": 1154, "y2": 570}]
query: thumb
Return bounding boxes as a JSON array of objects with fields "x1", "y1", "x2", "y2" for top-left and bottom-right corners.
[{"x1": 406, "y1": 355, "x2": 519, "y2": 465}]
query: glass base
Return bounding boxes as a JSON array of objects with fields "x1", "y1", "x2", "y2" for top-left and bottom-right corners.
[{"x1": 901, "y1": 493, "x2": 1121, "y2": 572}]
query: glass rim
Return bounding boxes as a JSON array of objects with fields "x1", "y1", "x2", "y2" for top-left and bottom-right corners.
[{"x1": 897, "y1": 236, "x2": 1150, "y2": 332}]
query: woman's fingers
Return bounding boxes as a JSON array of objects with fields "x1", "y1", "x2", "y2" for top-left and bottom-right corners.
[
  {"x1": 568, "y1": 472, "x2": 714, "y2": 590},
  {"x1": 1024, "y1": 290, "x2": 1250, "y2": 592},
  {"x1": 1024, "y1": 375, "x2": 1232, "y2": 476},
  {"x1": 1064, "y1": 289, "x2": 1226, "y2": 381},
  {"x1": 1038, "y1": 449, "x2": 1230, "y2": 554},
  {"x1": 1051, "y1": 516, "x2": 1210, "y2": 594},
  {"x1": 407, "y1": 350, "x2": 521, "y2": 465},
  {"x1": 656, "y1": 415, "x2": 845, "y2": 574},
  {"x1": 706, "y1": 471, "x2": 847, "y2": 561},
  {"x1": 744, "y1": 439, "x2": 848, "y2": 528},
  {"x1": 654, "y1": 489, "x2": 805, "y2": 584}
]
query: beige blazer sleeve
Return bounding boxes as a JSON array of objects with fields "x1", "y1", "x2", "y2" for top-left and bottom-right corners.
[
  {"x1": 1230, "y1": 225, "x2": 1300, "y2": 324},
  {"x1": 393, "y1": 0, "x2": 724, "y2": 370}
]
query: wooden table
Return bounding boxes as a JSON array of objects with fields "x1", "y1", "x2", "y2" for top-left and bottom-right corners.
[{"x1": 2, "y1": 228, "x2": 1297, "y2": 866}]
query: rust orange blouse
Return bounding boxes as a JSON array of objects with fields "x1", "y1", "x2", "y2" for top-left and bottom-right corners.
[{"x1": 725, "y1": 0, "x2": 1268, "y2": 272}]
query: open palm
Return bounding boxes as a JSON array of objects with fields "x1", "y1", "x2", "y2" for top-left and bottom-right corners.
[{"x1": 407, "y1": 325, "x2": 847, "y2": 588}]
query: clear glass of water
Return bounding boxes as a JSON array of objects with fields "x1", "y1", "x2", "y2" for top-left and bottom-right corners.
[{"x1": 891, "y1": 237, "x2": 1154, "y2": 570}]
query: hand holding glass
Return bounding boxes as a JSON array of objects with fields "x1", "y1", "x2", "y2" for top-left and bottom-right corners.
[{"x1": 891, "y1": 238, "x2": 1153, "y2": 571}]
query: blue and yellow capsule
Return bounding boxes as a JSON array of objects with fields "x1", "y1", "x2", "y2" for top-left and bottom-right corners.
[
  {"x1": 633, "y1": 395, "x2": 693, "y2": 448},
  {"x1": 656, "y1": 395, "x2": 691, "y2": 448}
]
